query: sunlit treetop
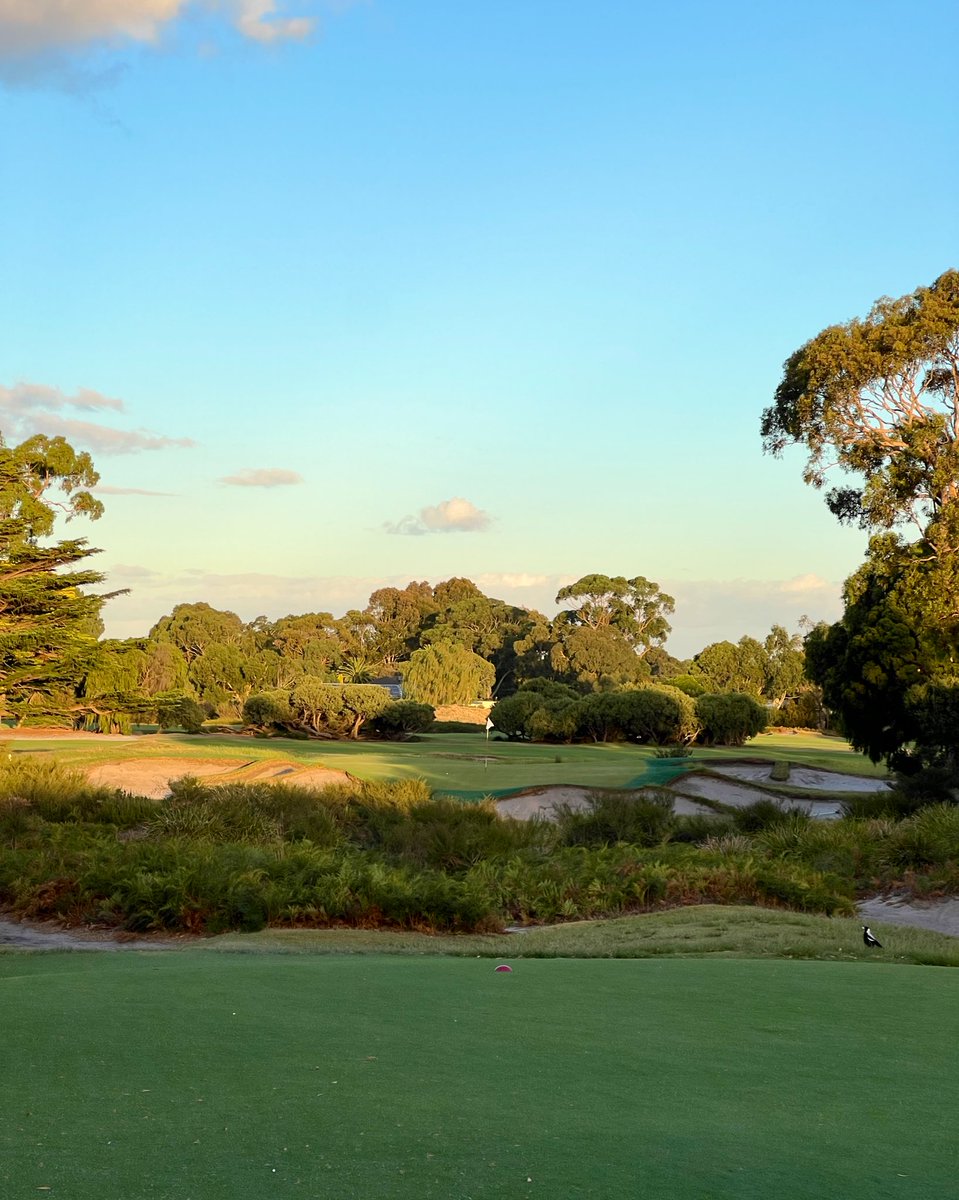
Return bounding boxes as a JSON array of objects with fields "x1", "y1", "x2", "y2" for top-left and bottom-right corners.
[{"x1": 761, "y1": 269, "x2": 959, "y2": 549}]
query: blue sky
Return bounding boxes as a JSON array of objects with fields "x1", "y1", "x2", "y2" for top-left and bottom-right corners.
[{"x1": 2, "y1": 1, "x2": 957, "y2": 656}]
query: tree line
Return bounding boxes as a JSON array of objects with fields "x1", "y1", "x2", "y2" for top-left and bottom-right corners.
[
  {"x1": 5, "y1": 267, "x2": 958, "y2": 768},
  {"x1": 0, "y1": 433, "x2": 814, "y2": 736}
]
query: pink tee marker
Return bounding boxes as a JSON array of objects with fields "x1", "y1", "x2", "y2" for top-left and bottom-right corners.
[{"x1": 494, "y1": 964, "x2": 513, "y2": 973}]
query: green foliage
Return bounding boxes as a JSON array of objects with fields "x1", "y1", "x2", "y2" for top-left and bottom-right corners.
[
  {"x1": 403, "y1": 641, "x2": 495, "y2": 706},
  {"x1": 242, "y1": 689, "x2": 293, "y2": 731},
  {"x1": 554, "y1": 790, "x2": 676, "y2": 848},
  {"x1": 369, "y1": 700, "x2": 436, "y2": 738},
  {"x1": 762, "y1": 269, "x2": 959, "y2": 536},
  {"x1": 805, "y1": 571, "x2": 929, "y2": 764},
  {"x1": 155, "y1": 692, "x2": 206, "y2": 733},
  {"x1": 555, "y1": 573, "x2": 674, "y2": 651},
  {"x1": 692, "y1": 637, "x2": 766, "y2": 696},
  {"x1": 0, "y1": 436, "x2": 117, "y2": 723},
  {"x1": 695, "y1": 692, "x2": 768, "y2": 746},
  {"x1": 289, "y1": 679, "x2": 392, "y2": 738}
]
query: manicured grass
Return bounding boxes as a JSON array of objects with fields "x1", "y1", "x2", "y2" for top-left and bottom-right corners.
[
  {"x1": 1, "y1": 950, "x2": 955, "y2": 1199},
  {"x1": 201, "y1": 905, "x2": 959, "y2": 968},
  {"x1": 1, "y1": 729, "x2": 887, "y2": 799}
]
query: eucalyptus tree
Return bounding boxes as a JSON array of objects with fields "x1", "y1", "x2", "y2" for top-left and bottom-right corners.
[
  {"x1": 554, "y1": 574, "x2": 674, "y2": 654},
  {"x1": 763, "y1": 270, "x2": 959, "y2": 767},
  {"x1": 762, "y1": 268, "x2": 959, "y2": 551}
]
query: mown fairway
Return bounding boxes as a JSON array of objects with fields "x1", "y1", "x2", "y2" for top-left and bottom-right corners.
[
  {"x1": 2, "y1": 729, "x2": 887, "y2": 799},
  {"x1": 1, "y1": 950, "x2": 955, "y2": 1200}
]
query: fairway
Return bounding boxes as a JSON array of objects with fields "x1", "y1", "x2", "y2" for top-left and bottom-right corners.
[
  {"x1": 1, "y1": 728, "x2": 887, "y2": 801},
  {"x1": 2, "y1": 953, "x2": 955, "y2": 1199}
]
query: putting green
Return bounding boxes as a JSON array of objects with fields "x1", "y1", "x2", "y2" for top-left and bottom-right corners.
[{"x1": 1, "y1": 953, "x2": 953, "y2": 1199}]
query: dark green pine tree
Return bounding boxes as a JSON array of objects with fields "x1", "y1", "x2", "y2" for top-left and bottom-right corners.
[{"x1": 0, "y1": 434, "x2": 120, "y2": 725}]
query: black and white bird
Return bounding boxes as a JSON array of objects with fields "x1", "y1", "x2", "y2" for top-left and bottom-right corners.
[{"x1": 862, "y1": 925, "x2": 883, "y2": 948}]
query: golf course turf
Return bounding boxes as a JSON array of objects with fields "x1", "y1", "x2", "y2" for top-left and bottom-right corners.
[{"x1": 2, "y1": 951, "x2": 956, "y2": 1199}]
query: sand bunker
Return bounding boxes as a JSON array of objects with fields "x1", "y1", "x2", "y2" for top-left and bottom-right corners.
[
  {"x1": 711, "y1": 763, "x2": 891, "y2": 793},
  {"x1": 87, "y1": 758, "x2": 234, "y2": 799},
  {"x1": 858, "y1": 895, "x2": 959, "y2": 939},
  {"x1": 496, "y1": 786, "x2": 714, "y2": 821},
  {"x1": 86, "y1": 758, "x2": 351, "y2": 799}
]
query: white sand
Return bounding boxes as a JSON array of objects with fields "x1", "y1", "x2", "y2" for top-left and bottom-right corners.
[{"x1": 711, "y1": 763, "x2": 890, "y2": 792}]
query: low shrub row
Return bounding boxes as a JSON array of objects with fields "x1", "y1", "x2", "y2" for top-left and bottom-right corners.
[
  {"x1": 1, "y1": 759, "x2": 955, "y2": 936},
  {"x1": 490, "y1": 684, "x2": 767, "y2": 746}
]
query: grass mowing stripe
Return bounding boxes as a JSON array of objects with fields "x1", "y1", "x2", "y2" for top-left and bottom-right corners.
[{"x1": 1, "y1": 954, "x2": 955, "y2": 1199}]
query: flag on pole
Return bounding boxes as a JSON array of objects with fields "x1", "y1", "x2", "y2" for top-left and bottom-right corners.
[{"x1": 485, "y1": 715, "x2": 494, "y2": 739}]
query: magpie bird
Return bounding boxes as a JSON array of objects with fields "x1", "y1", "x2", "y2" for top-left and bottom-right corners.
[{"x1": 862, "y1": 925, "x2": 883, "y2": 948}]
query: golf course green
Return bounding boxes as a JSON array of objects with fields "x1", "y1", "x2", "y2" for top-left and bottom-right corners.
[{"x1": 2, "y1": 949, "x2": 955, "y2": 1199}]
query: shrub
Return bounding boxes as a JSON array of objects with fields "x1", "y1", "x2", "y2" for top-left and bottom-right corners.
[
  {"x1": 554, "y1": 790, "x2": 675, "y2": 848},
  {"x1": 615, "y1": 686, "x2": 699, "y2": 745},
  {"x1": 242, "y1": 691, "x2": 293, "y2": 731},
  {"x1": 731, "y1": 799, "x2": 801, "y2": 834},
  {"x1": 156, "y1": 693, "x2": 206, "y2": 733},
  {"x1": 369, "y1": 701, "x2": 436, "y2": 739},
  {"x1": 695, "y1": 692, "x2": 768, "y2": 745},
  {"x1": 489, "y1": 692, "x2": 541, "y2": 740}
]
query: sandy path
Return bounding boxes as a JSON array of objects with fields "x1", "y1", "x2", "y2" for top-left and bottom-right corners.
[{"x1": 0, "y1": 916, "x2": 181, "y2": 950}]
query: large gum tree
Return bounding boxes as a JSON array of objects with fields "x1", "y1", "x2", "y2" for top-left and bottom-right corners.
[{"x1": 762, "y1": 270, "x2": 959, "y2": 768}]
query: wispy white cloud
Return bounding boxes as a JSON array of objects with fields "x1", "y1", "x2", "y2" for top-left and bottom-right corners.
[
  {"x1": 234, "y1": 0, "x2": 314, "y2": 43},
  {"x1": 385, "y1": 496, "x2": 491, "y2": 536},
  {"x1": 0, "y1": 0, "x2": 318, "y2": 88},
  {"x1": 2, "y1": 381, "x2": 124, "y2": 414},
  {"x1": 0, "y1": 1, "x2": 316, "y2": 55},
  {"x1": 1, "y1": 379, "x2": 196, "y2": 455},
  {"x1": 218, "y1": 467, "x2": 304, "y2": 488}
]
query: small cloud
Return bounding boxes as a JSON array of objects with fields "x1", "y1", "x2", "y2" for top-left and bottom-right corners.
[
  {"x1": 385, "y1": 496, "x2": 491, "y2": 536},
  {"x1": 109, "y1": 563, "x2": 162, "y2": 579},
  {"x1": 0, "y1": 0, "x2": 318, "y2": 89},
  {"x1": 780, "y1": 573, "x2": 830, "y2": 594},
  {"x1": 218, "y1": 467, "x2": 304, "y2": 488},
  {"x1": 477, "y1": 572, "x2": 551, "y2": 591},
  {"x1": 383, "y1": 514, "x2": 429, "y2": 537},
  {"x1": 25, "y1": 415, "x2": 195, "y2": 454},
  {"x1": 1, "y1": 381, "x2": 125, "y2": 414},
  {"x1": 235, "y1": 0, "x2": 315, "y2": 43},
  {"x1": 1, "y1": 380, "x2": 195, "y2": 455},
  {"x1": 0, "y1": 1, "x2": 316, "y2": 55}
]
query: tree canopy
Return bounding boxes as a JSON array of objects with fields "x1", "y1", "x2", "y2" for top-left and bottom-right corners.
[
  {"x1": 763, "y1": 270, "x2": 959, "y2": 768},
  {"x1": 761, "y1": 269, "x2": 959, "y2": 549},
  {"x1": 0, "y1": 435, "x2": 117, "y2": 724}
]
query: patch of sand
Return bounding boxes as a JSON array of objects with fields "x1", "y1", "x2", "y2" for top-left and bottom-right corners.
[
  {"x1": 671, "y1": 773, "x2": 844, "y2": 819},
  {"x1": 711, "y1": 763, "x2": 891, "y2": 792},
  {"x1": 496, "y1": 786, "x2": 714, "y2": 821},
  {"x1": 85, "y1": 757, "x2": 353, "y2": 799},
  {"x1": 86, "y1": 758, "x2": 236, "y2": 799},
  {"x1": 858, "y1": 895, "x2": 959, "y2": 939},
  {"x1": 496, "y1": 786, "x2": 595, "y2": 820}
]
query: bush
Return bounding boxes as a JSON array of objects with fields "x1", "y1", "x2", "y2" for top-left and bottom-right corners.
[
  {"x1": 369, "y1": 701, "x2": 436, "y2": 739},
  {"x1": 156, "y1": 693, "x2": 206, "y2": 733},
  {"x1": 554, "y1": 789, "x2": 676, "y2": 848},
  {"x1": 489, "y1": 691, "x2": 542, "y2": 740},
  {"x1": 695, "y1": 692, "x2": 768, "y2": 745},
  {"x1": 242, "y1": 691, "x2": 293, "y2": 731}
]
